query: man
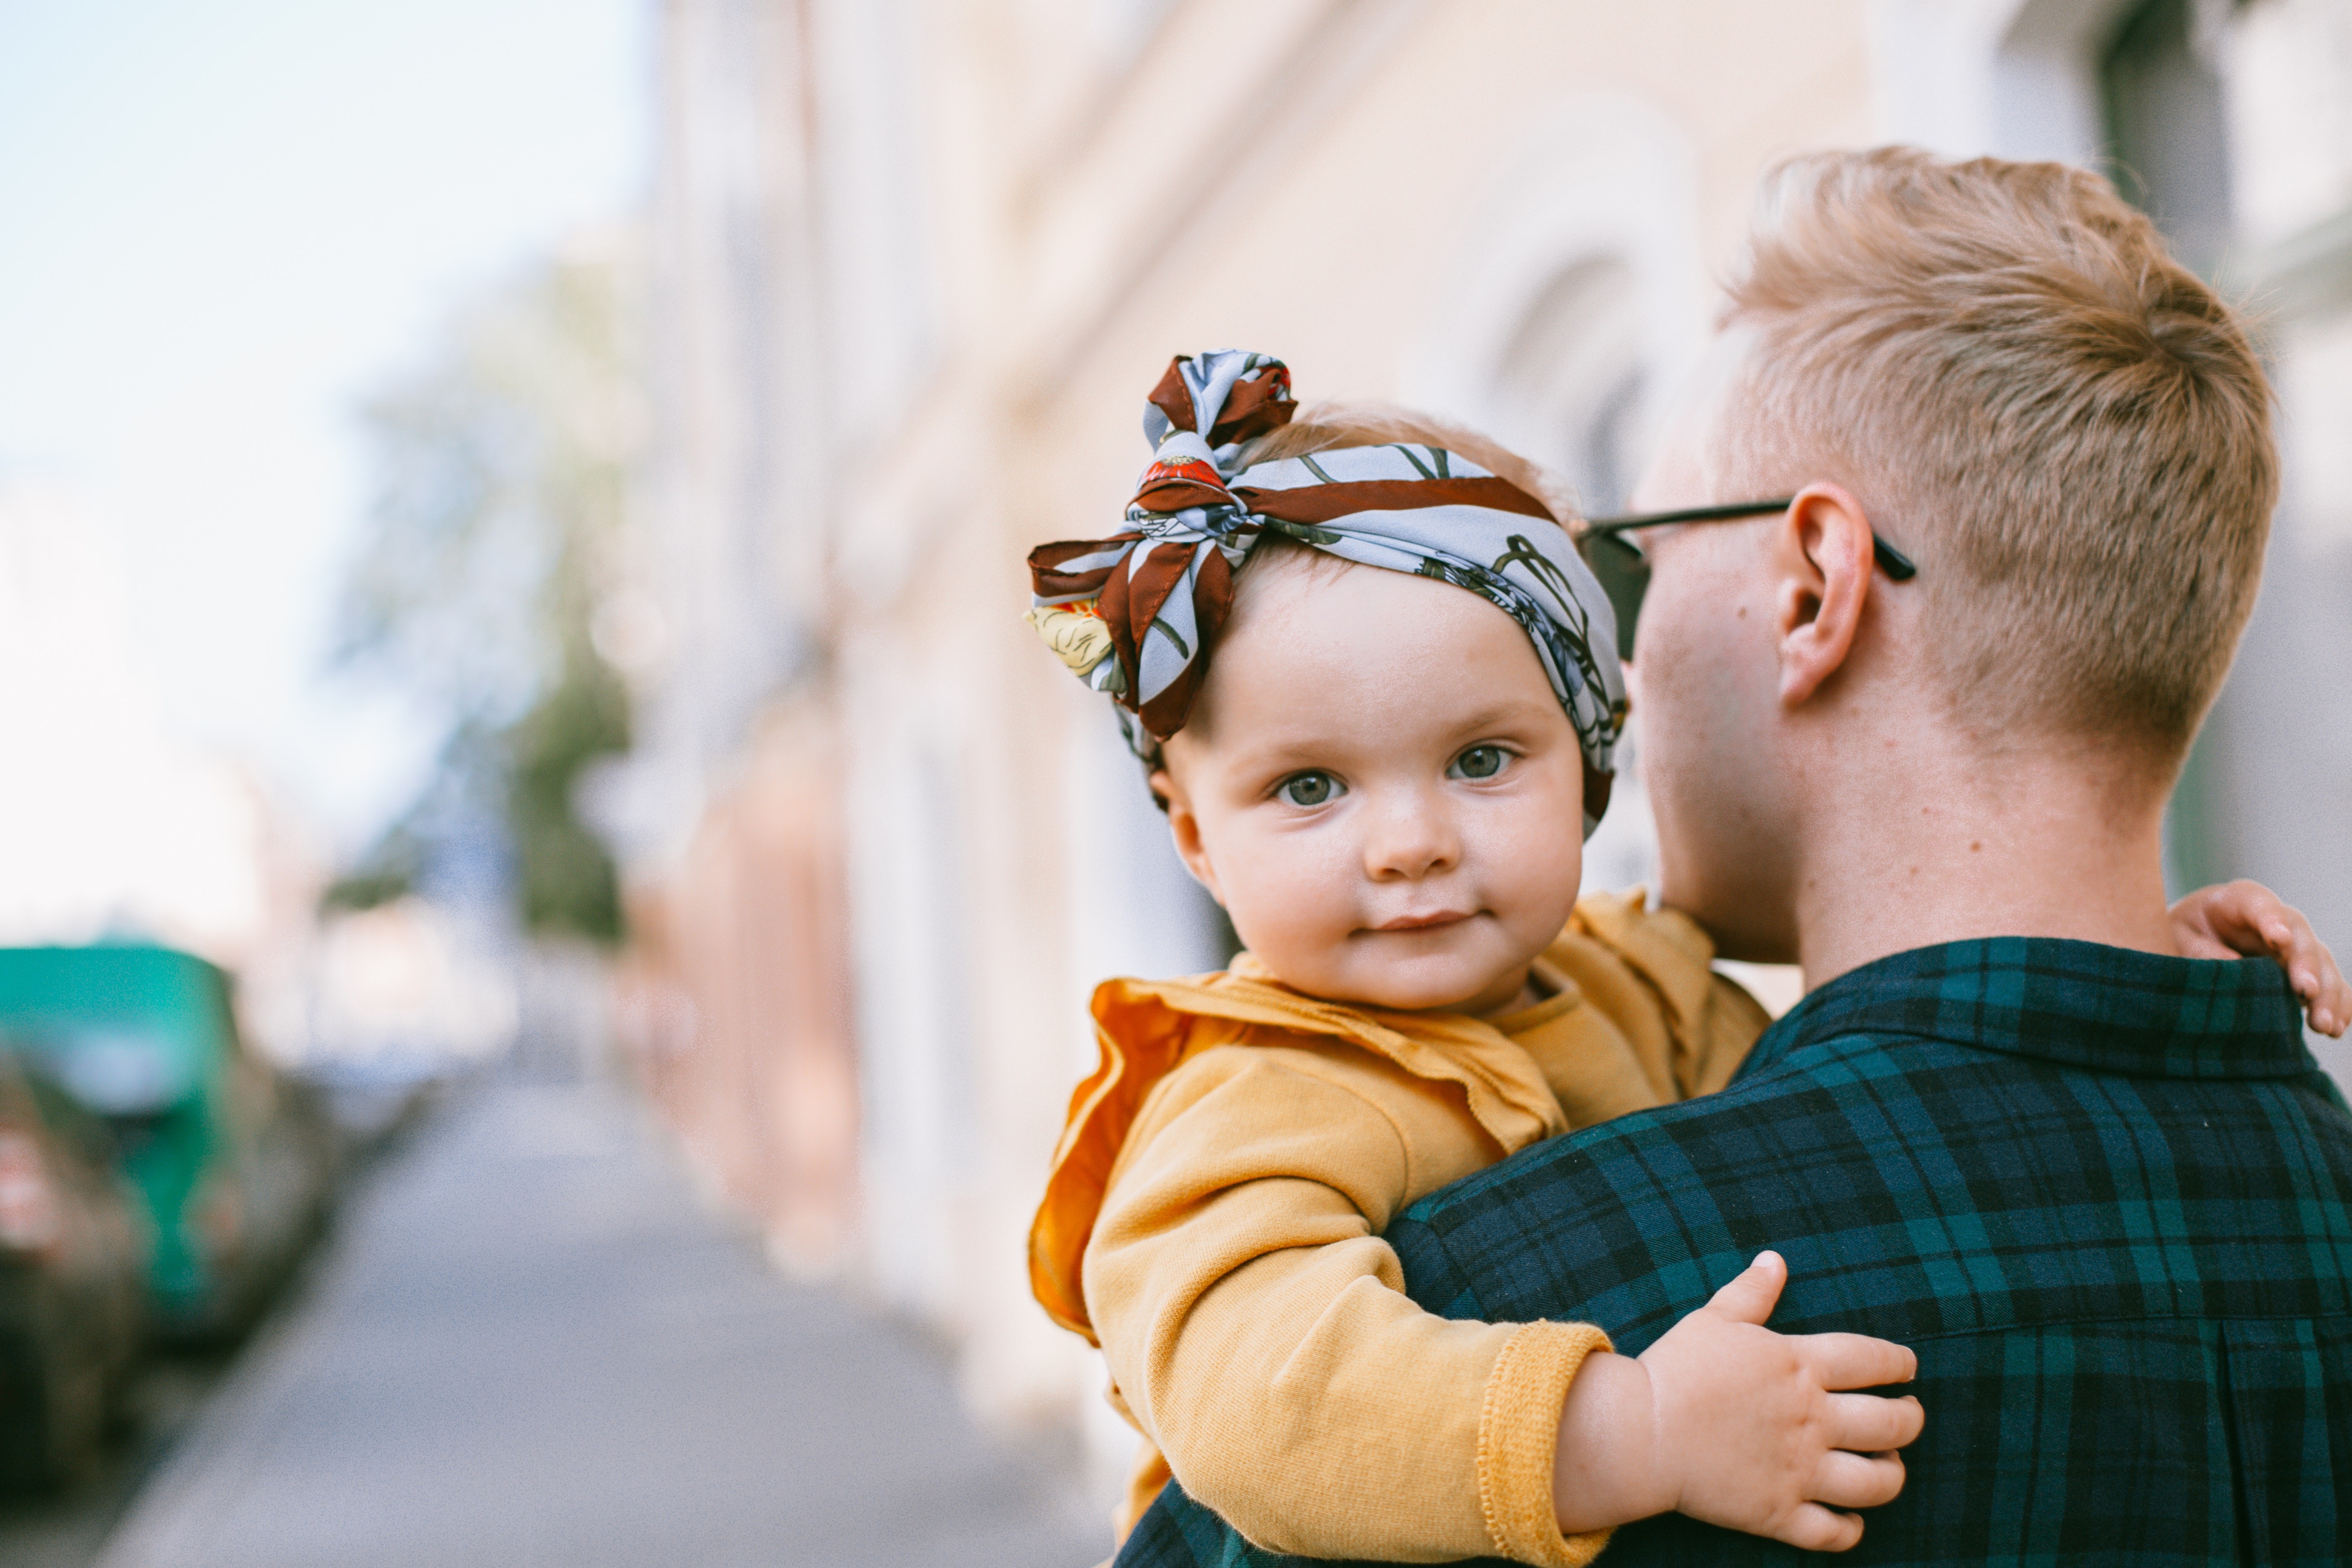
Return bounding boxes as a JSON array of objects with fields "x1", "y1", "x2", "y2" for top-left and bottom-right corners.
[{"x1": 1121, "y1": 148, "x2": 2352, "y2": 1565}]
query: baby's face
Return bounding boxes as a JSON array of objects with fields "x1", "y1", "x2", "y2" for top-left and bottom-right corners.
[{"x1": 1156, "y1": 559, "x2": 1585, "y2": 1017}]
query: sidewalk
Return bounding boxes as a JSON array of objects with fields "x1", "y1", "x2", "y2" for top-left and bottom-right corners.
[{"x1": 95, "y1": 1079, "x2": 1104, "y2": 1568}]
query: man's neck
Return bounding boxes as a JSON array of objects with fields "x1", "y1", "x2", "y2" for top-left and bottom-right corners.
[{"x1": 1788, "y1": 726, "x2": 2180, "y2": 990}]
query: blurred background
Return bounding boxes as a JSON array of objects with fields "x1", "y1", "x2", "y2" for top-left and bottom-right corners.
[{"x1": 2, "y1": 1, "x2": 2349, "y2": 1564}]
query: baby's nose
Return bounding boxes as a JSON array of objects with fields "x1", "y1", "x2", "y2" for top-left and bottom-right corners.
[{"x1": 1361, "y1": 795, "x2": 1461, "y2": 879}]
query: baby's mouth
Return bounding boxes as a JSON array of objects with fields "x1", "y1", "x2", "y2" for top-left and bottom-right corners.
[{"x1": 1370, "y1": 910, "x2": 1475, "y2": 933}]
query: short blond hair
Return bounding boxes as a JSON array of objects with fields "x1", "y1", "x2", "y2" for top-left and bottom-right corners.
[{"x1": 1713, "y1": 147, "x2": 2276, "y2": 756}]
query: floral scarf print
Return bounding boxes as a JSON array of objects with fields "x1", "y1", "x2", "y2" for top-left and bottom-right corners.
[{"x1": 1027, "y1": 350, "x2": 1629, "y2": 836}]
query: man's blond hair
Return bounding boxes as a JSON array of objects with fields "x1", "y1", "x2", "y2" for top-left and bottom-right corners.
[{"x1": 1713, "y1": 147, "x2": 2277, "y2": 757}]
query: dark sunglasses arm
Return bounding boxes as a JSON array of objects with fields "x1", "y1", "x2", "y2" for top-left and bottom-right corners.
[{"x1": 1583, "y1": 499, "x2": 1918, "y2": 581}]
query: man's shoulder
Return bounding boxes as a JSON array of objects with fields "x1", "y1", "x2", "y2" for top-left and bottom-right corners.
[
  {"x1": 1403, "y1": 1021, "x2": 1910, "y2": 1228},
  {"x1": 1391, "y1": 1025, "x2": 1916, "y2": 1342},
  {"x1": 1392, "y1": 1021, "x2": 2352, "y2": 1353}
]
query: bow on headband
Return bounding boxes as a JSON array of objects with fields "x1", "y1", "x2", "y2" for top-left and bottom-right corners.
[{"x1": 1027, "y1": 350, "x2": 1628, "y2": 835}]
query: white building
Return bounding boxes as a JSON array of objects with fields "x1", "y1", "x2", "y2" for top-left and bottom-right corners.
[{"x1": 616, "y1": 0, "x2": 2352, "y2": 1489}]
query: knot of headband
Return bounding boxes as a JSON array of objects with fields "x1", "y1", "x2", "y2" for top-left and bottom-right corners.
[{"x1": 1026, "y1": 350, "x2": 1628, "y2": 835}]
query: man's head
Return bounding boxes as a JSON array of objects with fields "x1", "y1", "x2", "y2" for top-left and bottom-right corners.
[{"x1": 1632, "y1": 148, "x2": 2277, "y2": 959}]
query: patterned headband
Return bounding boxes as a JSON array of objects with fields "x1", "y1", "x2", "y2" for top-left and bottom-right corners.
[{"x1": 1026, "y1": 350, "x2": 1628, "y2": 835}]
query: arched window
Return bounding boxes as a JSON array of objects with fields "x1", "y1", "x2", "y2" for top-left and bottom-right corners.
[
  {"x1": 1407, "y1": 94, "x2": 1702, "y2": 500},
  {"x1": 1488, "y1": 255, "x2": 1648, "y2": 518}
]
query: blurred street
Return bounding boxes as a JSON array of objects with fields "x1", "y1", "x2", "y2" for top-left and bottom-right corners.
[{"x1": 40, "y1": 1079, "x2": 1097, "y2": 1568}]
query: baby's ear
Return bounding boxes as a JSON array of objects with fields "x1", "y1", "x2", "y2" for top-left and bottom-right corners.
[{"x1": 1153, "y1": 770, "x2": 1225, "y2": 904}]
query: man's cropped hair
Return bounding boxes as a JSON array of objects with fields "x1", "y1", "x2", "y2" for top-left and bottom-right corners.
[{"x1": 1717, "y1": 146, "x2": 2277, "y2": 758}]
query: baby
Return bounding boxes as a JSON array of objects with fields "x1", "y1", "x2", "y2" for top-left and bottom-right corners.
[{"x1": 1025, "y1": 350, "x2": 2348, "y2": 1566}]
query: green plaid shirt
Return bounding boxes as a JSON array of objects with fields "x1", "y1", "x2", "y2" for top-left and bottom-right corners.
[{"x1": 1121, "y1": 938, "x2": 2352, "y2": 1567}]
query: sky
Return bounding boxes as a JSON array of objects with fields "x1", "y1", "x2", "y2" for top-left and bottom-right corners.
[{"x1": 0, "y1": 0, "x2": 648, "y2": 854}]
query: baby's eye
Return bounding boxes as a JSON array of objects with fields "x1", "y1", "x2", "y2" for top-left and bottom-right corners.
[
  {"x1": 1449, "y1": 745, "x2": 1511, "y2": 781},
  {"x1": 1276, "y1": 771, "x2": 1344, "y2": 807}
]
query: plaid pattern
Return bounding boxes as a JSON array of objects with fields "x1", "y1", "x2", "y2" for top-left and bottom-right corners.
[{"x1": 1122, "y1": 938, "x2": 2352, "y2": 1567}]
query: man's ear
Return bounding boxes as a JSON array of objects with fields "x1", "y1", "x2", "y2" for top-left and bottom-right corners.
[
  {"x1": 1152, "y1": 768, "x2": 1226, "y2": 905},
  {"x1": 1769, "y1": 482, "x2": 1874, "y2": 707}
]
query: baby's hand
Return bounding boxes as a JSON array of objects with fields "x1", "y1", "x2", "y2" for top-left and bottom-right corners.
[
  {"x1": 2169, "y1": 880, "x2": 2349, "y2": 1037},
  {"x1": 1553, "y1": 1253, "x2": 1922, "y2": 1550}
]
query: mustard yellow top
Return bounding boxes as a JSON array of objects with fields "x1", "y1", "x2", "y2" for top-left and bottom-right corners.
[{"x1": 1029, "y1": 890, "x2": 1770, "y2": 1565}]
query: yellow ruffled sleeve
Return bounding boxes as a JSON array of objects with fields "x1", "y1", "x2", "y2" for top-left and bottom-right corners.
[{"x1": 1083, "y1": 1036, "x2": 1613, "y2": 1564}]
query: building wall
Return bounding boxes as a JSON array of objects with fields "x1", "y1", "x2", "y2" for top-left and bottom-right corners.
[
  {"x1": 623, "y1": 0, "x2": 1881, "y2": 1490},
  {"x1": 624, "y1": 0, "x2": 2352, "y2": 1502}
]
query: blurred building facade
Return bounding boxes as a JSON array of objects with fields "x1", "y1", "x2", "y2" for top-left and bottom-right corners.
[{"x1": 614, "y1": 0, "x2": 2352, "y2": 1486}]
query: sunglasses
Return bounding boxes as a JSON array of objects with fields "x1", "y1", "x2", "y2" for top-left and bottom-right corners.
[{"x1": 1575, "y1": 498, "x2": 1920, "y2": 661}]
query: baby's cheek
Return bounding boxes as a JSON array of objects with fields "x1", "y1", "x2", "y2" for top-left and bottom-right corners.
[
  {"x1": 1479, "y1": 801, "x2": 1585, "y2": 937},
  {"x1": 1218, "y1": 856, "x2": 1355, "y2": 980}
]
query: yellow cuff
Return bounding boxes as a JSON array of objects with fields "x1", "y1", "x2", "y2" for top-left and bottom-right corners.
[{"x1": 1477, "y1": 1320, "x2": 1616, "y2": 1568}]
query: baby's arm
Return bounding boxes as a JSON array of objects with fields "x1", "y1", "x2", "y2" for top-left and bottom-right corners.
[
  {"x1": 1554, "y1": 1252, "x2": 1922, "y2": 1551},
  {"x1": 2169, "y1": 879, "x2": 2349, "y2": 1036},
  {"x1": 1089, "y1": 1046, "x2": 1556, "y2": 1562},
  {"x1": 1089, "y1": 1045, "x2": 1920, "y2": 1563}
]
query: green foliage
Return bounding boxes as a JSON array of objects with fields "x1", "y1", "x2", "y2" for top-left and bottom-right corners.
[
  {"x1": 333, "y1": 238, "x2": 642, "y2": 944},
  {"x1": 508, "y1": 634, "x2": 632, "y2": 941},
  {"x1": 320, "y1": 857, "x2": 419, "y2": 914}
]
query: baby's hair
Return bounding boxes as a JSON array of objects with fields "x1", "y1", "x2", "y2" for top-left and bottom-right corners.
[{"x1": 1236, "y1": 402, "x2": 1582, "y2": 527}]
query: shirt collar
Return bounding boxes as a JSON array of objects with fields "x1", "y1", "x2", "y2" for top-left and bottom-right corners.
[{"x1": 1750, "y1": 936, "x2": 2315, "y2": 1081}]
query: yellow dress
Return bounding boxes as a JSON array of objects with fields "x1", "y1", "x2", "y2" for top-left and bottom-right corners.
[{"x1": 1030, "y1": 891, "x2": 1768, "y2": 1566}]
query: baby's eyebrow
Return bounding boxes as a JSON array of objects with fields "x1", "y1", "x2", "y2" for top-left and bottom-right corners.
[
  {"x1": 1221, "y1": 737, "x2": 1347, "y2": 771},
  {"x1": 1434, "y1": 699, "x2": 1564, "y2": 738},
  {"x1": 1220, "y1": 701, "x2": 1562, "y2": 769}
]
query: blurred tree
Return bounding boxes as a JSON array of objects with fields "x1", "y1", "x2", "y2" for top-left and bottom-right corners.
[{"x1": 327, "y1": 239, "x2": 641, "y2": 944}]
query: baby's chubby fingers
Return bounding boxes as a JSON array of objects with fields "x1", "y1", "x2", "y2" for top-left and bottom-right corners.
[
  {"x1": 1822, "y1": 1390, "x2": 1925, "y2": 1454},
  {"x1": 2172, "y1": 924, "x2": 2238, "y2": 962},
  {"x1": 1633, "y1": 1252, "x2": 1923, "y2": 1549},
  {"x1": 1771, "y1": 1502, "x2": 1866, "y2": 1554},
  {"x1": 2258, "y1": 904, "x2": 2334, "y2": 1000},
  {"x1": 1792, "y1": 1329, "x2": 1919, "y2": 1393},
  {"x1": 1702, "y1": 1248, "x2": 1790, "y2": 1323},
  {"x1": 2290, "y1": 930, "x2": 2350, "y2": 1038},
  {"x1": 2172, "y1": 881, "x2": 2350, "y2": 1035},
  {"x1": 1811, "y1": 1448, "x2": 1907, "y2": 1512}
]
